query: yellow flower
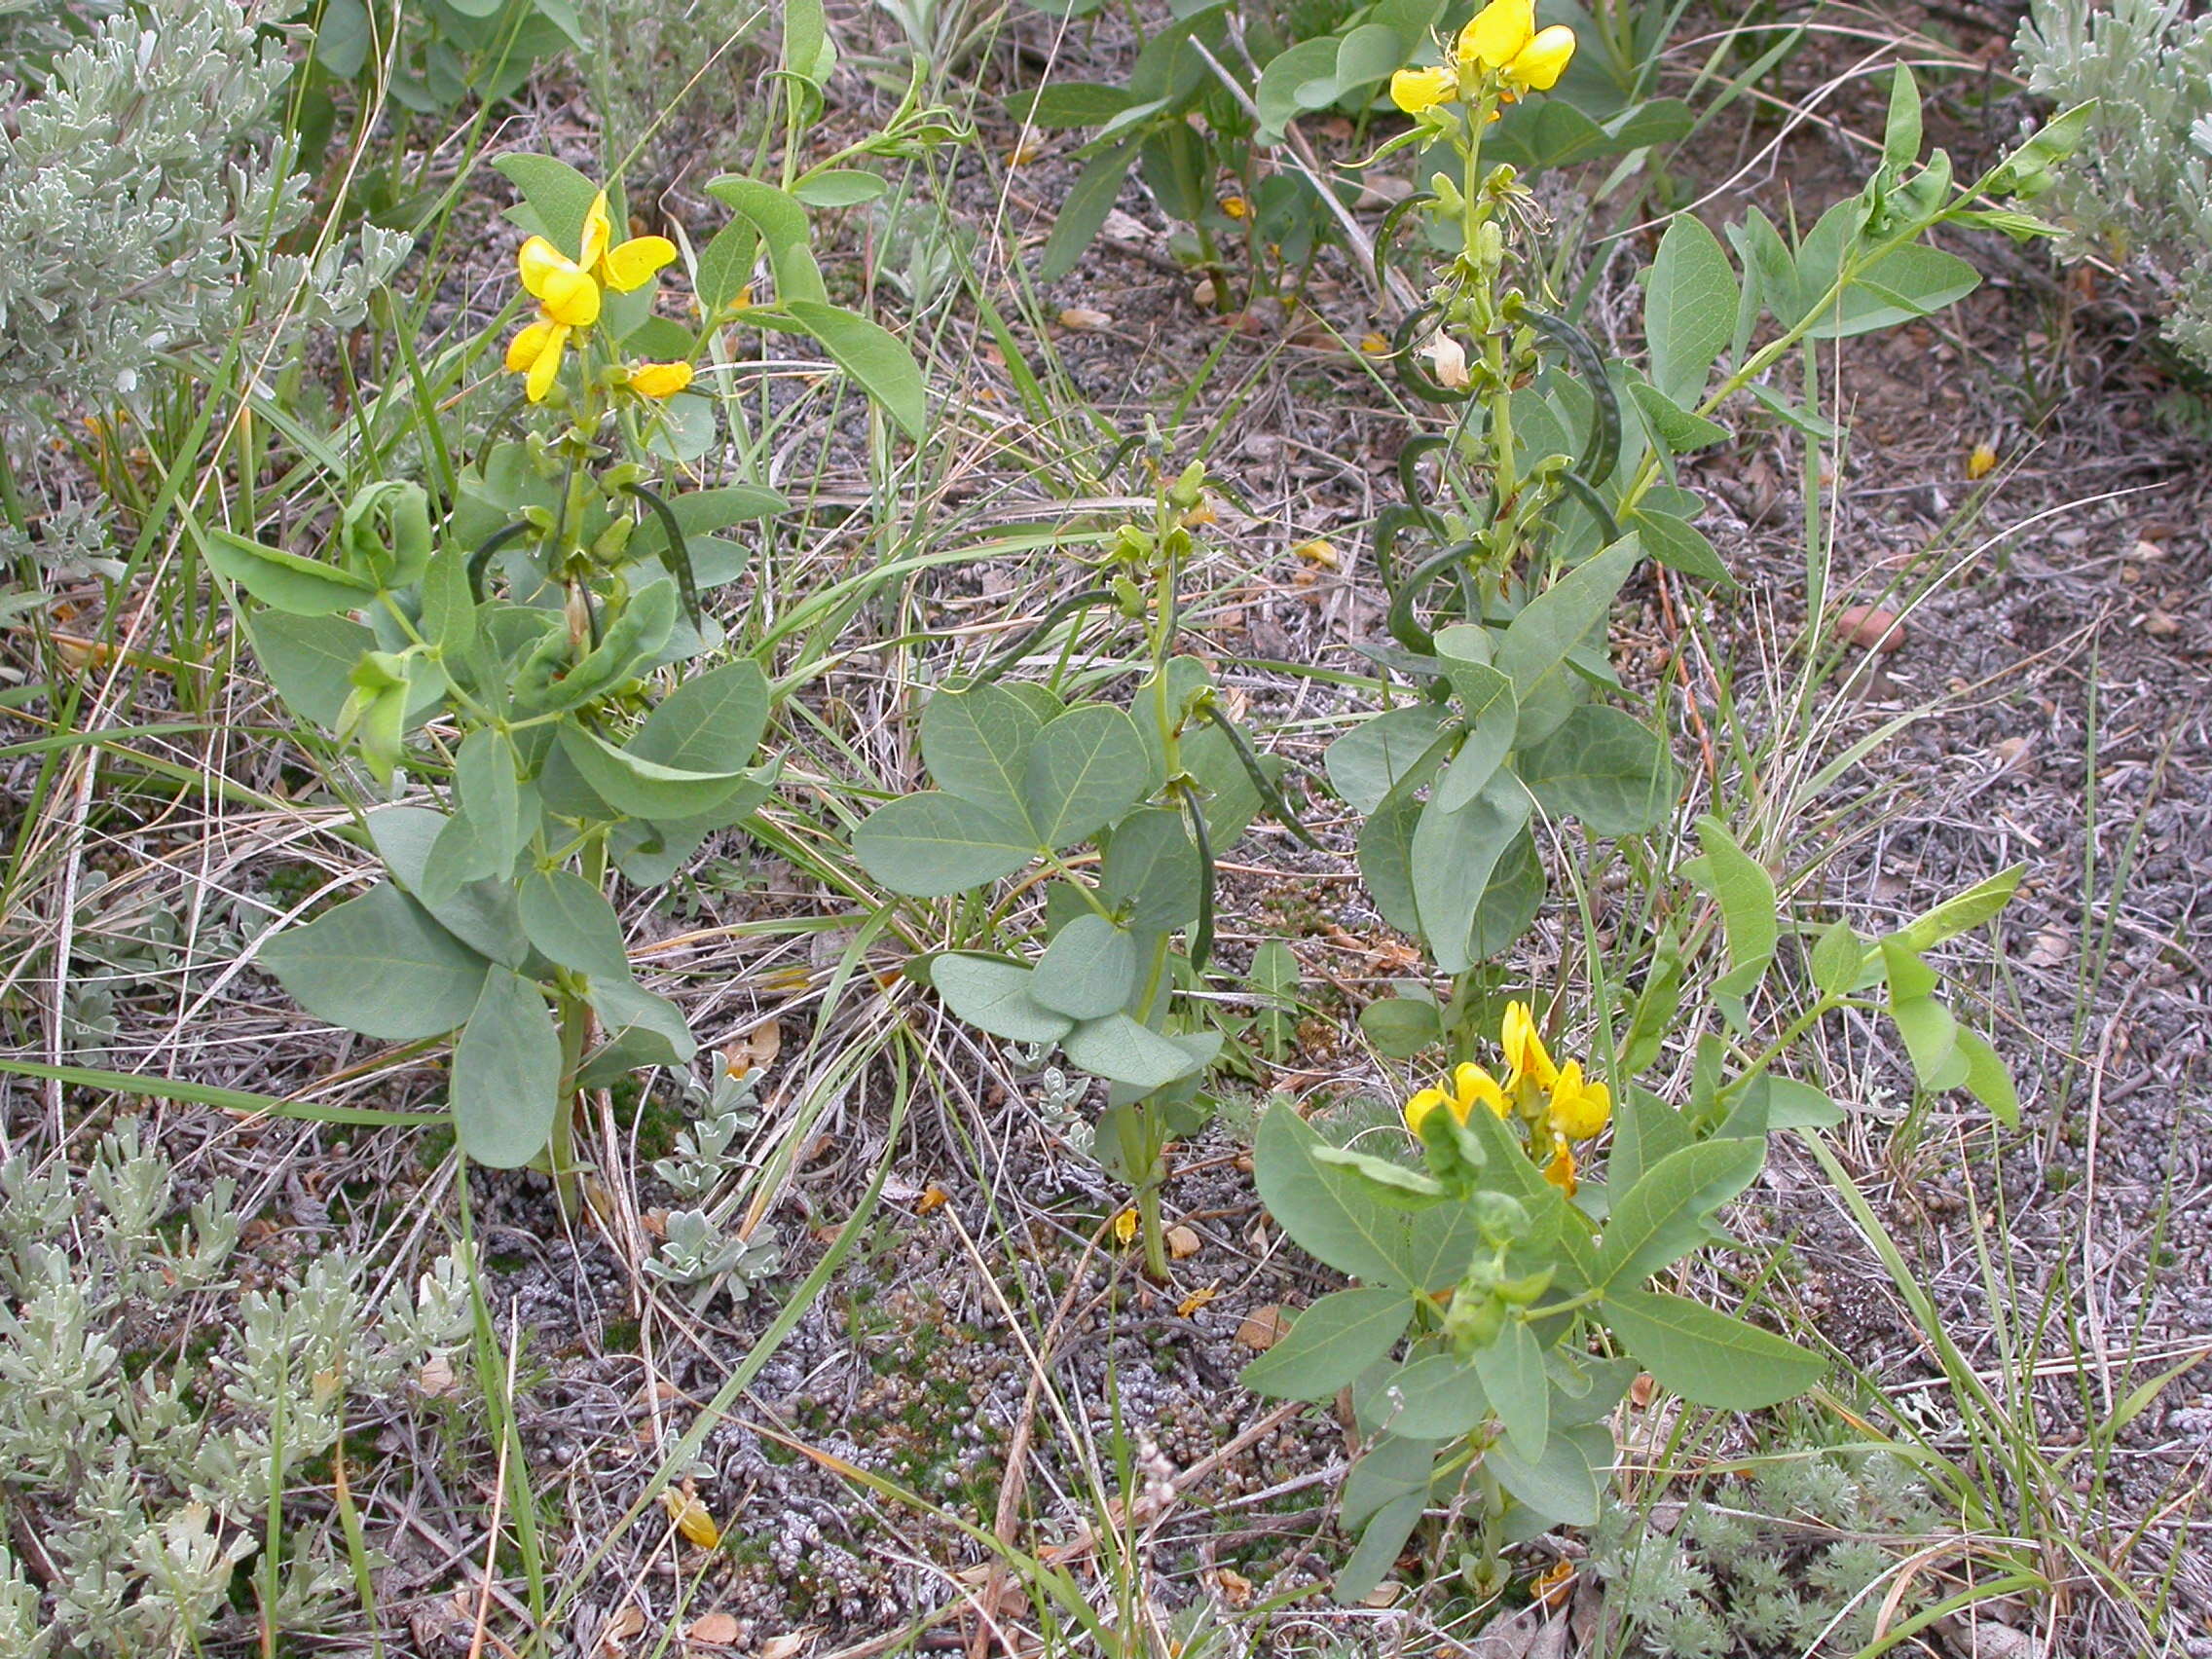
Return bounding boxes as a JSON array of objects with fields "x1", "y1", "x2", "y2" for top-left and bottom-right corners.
[
  {"x1": 1390, "y1": 63, "x2": 1459, "y2": 114},
  {"x1": 1404, "y1": 1062, "x2": 1509, "y2": 1134},
  {"x1": 504, "y1": 315, "x2": 571, "y2": 403},
  {"x1": 1545, "y1": 1059, "x2": 1611, "y2": 1142},
  {"x1": 629, "y1": 360, "x2": 694, "y2": 399},
  {"x1": 517, "y1": 238, "x2": 601, "y2": 327},
  {"x1": 1967, "y1": 441, "x2": 1998, "y2": 480},
  {"x1": 1543, "y1": 1134, "x2": 1577, "y2": 1196},
  {"x1": 1499, "y1": 999, "x2": 1558, "y2": 1113},
  {"x1": 1456, "y1": 0, "x2": 1575, "y2": 93},
  {"x1": 581, "y1": 191, "x2": 677, "y2": 293}
]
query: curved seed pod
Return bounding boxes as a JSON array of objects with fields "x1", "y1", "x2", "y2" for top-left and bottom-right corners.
[
  {"x1": 1373, "y1": 190, "x2": 1440, "y2": 297},
  {"x1": 622, "y1": 483, "x2": 703, "y2": 634},
  {"x1": 1179, "y1": 783, "x2": 1215, "y2": 977},
  {"x1": 1196, "y1": 702, "x2": 1324, "y2": 852},
  {"x1": 466, "y1": 521, "x2": 535, "y2": 603},
  {"x1": 972, "y1": 587, "x2": 1118, "y2": 684},
  {"x1": 1528, "y1": 309, "x2": 1621, "y2": 487},
  {"x1": 1396, "y1": 433, "x2": 1454, "y2": 505},
  {"x1": 1374, "y1": 502, "x2": 1449, "y2": 592},
  {"x1": 1552, "y1": 468, "x2": 1621, "y2": 546},
  {"x1": 1385, "y1": 538, "x2": 1484, "y2": 656}
]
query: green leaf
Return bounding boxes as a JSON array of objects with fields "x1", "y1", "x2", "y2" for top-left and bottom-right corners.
[
  {"x1": 1431, "y1": 662, "x2": 1515, "y2": 815},
  {"x1": 1413, "y1": 769, "x2": 1532, "y2": 976},
  {"x1": 791, "y1": 168, "x2": 887, "y2": 207},
  {"x1": 1022, "y1": 705, "x2": 1150, "y2": 851},
  {"x1": 1062, "y1": 1013, "x2": 1205, "y2": 1089},
  {"x1": 1309, "y1": 1146, "x2": 1448, "y2": 1207},
  {"x1": 1253, "y1": 1100, "x2": 1426, "y2": 1290},
  {"x1": 1031, "y1": 914, "x2": 1137, "y2": 1020},
  {"x1": 1496, "y1": 535, "x2": 1642, "y2": 747},
  {"x1": 203, "y1": 527, "x2": 375, "y2": 616},
  {"x1": 1519, "y1": 704, "x2": 1676, "y2": 836},
  {"x1": 1602, "y1": 1286, "x2": 1825, "y2": 1409},
  {"x1": 1358, "y1": 787, "x2": 1423, "y2": 935},
  {"x1": 921, "y1": 682, "x2": 1043, "y2": 823},
  {"x1": 777, "y1": 299, "x2": 928, "y2": 440},
  {"x1": 703, "y1": 177, "x2": 828, "y2": 304},
  {"x1": 450, "y1": 969, "x2": 564, "y2": 1169},
  {"x1": 1099, "y1": 808, "x2": 1201, "y2": 929},
  {"x1": 853, "y1": 792, "x2": 1038, "y2": 896},
  {"x1": 1334, "y1": 1492, "x2": 1427, "y2": 1607},
  {"x1": 422, "y1": 729, "x2": 525, "y2": 902},
  {"x1": 1954, "y1": 1028, "x2": 2019, "y2": 1127},
  {"x1": 1359, "y1": 994, "x2": 1442, "y2": 1058},
  {"x1": 1596, "y1": 1138, "x2": 1763, "y2": 1289},
  {"x1": 1686, "y1": 815, "x2": 1778, "y2": 1007},
  {"x1": 1474, "y1": 1320, "x2": 1548, "y2": 1463},
  {"x1": 1808, "y1": 917, "x2": 1867, "y2": 998},
  {"x1": 492, "y1": 153, "x2": 602, "y2": 259},
  {"x1": 1883, "y1": 64, "x2": 1922, "y2": 166},
  {"x1": 1646, "y1": 214, "x2": 1739, "y2": 407},
  {"x1": 1038, "y1": 143, "x2": 1135, "y2": 283},
  {"x1": 247, "y1": 610, "x2": 374, "y2": 730},
  {"x1": 1805, "y1": 244, "x2": 1980, "y2": 340},
  {"x1": 1373, "y1": 1352, "x2": 1491, "y2": 1439},
  {"x1": 1629, "y1": 380, "x2": 1732, "y2": 453},
  {"x1": 1895, "y1": 865, "x2": 2023, "y2": 952},
  {"x1": 929, "y1": 954, "x2": 1074, "y2": 1043},
  {"x1": 259, "y1": 882, "x2": 490, "y2": 1042},
  {"x1": 554, "y1": 722, "x2": 760, "y2": 821},
  {"x1": 1492, "y1": 1421, "x2": 1608, "y2": 1528},
  {"x1": 1325, "y1": 705, "x2": 1453, "y2": 815},
  {"x1": 367, "y1": 806, "x2": 529, "y2": 967},
  {"x1": 1240, "y1": 1287, "x2": 1412, "y2": 1402},
  {"x1": 1630, "y1": 507, "x2": 1734, "y2": 586},
  {"x1": 1006, "y1": 82, "x2": 1142, "y2": 127},
  {"x1": 421, "y1": 543, "x2": 476, "y2": 658},
  {"x1": 630, "y1": 660, "x2": 771, "y2": 772},
  {"x1": 580, "y1": 979, "x2": 697, "y2": 1076},
  {"x1": 518, "y1": 867, "x2": 632, "y2": 982}
]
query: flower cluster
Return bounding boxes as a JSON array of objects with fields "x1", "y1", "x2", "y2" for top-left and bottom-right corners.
[
  {"x1": 504, "y1": 190, "x2": 694, "y2": 404},
  {"x1": 1404, "y1": 999, "x2": 1611, "y2": 1192},
  {"x1": 1389, "y1": 0, "x2": 1575, "y2": 116}
]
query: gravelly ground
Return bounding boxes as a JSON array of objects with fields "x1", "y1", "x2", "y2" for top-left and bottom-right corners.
[{"x1": 3, "y1": 3, "x2": 2208, "y2": 1656}]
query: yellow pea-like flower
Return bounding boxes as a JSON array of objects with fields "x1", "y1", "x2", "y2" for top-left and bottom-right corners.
[
  {"x1": 629, "y1": 360, "x2": 694, "y2": 399},
  {"x1": 1499, "y1": 999, "x2": 1558, "y2": 1112},
  {"x1": 504, "y1": 316, "x2": 571, "y2": 403},
  {"x1": 1458, "y1": 0, "x2": 1535, "y2": 70},
  {"x1": 1390, "y1": 63, "x2": 1458, "y2": 114},
  {"x1": 1545, "y1": 1059, "x2": 1611, "y2": 1142},
  {"x1": 1404, "y1": 1062, "x2": 1509, "y2": 1134},
  {"x1": 582, "y1": 190, "x2": 677, "y2": 293},
  {"x1": 517, "y1": 237, "x2": 601, "y2": 327},
  {"x1": 1543, "y1": 1135, "x2": 1577, "y2": 1196}
]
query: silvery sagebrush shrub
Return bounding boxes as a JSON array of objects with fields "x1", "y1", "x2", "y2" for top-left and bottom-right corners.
[
  {"x1": 0, "y1": 1125, "x2": 474, "y2": 1657},
  {"x1": 0, "y1": 0, "x2": 409, "y2": 436},
  {"x1": 2015, "y1": 0, "x2": 2212, "y2": 372}
]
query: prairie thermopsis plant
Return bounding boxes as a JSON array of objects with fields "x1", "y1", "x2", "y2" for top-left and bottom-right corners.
[
  {"x1": 203, "y1": 151, "x2": 926, "y2": 1189},
  {"x1": 1241, "y1": 9, "x2": 2091, "y2": 1601}
]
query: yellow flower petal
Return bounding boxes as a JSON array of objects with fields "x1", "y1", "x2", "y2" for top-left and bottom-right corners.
[
  {"x1": 504, "y1": 315, "x2": 558, "y2": 375},
  {"x1": 1390, "y1": 64, "x2": 1458, "y2": 114},
  {"x1": 1967, "y1": 441, "x2": 1998, "y2": 479},
  {"x1": 1543, "y1": 1135, "x2": 1577, "y2": 1196},
  {"x1": 601, "y1": 234, "x2": 677, "y2": 293},
  {"x1": 1112, "y1": 1207, "x2": 1138, "y2": 1244},
  {"x1": 523, "y1": 323, "x2": 570, "y2": 403},
  {"x1": 581, "y1": 190, "x2": 613, "y2": 271},
  {"x1": 1500, "y1": 999, "x2": 1558, "y2": 1107},
  {"x1": 1405, "y1": 1088, "x2": 1453, "y2": 1134},
  {"x1": 1546, "y1": 1059, "x2": 1611, "y2": 1141},
  {"x1": 1459, "y1": 0, "x2": 1535, "y2": 70},
  {"x1": 518, "y1": 236, "x2": 573, "y2": 297},
  {"x1": 1509, "y1": 23, "x2": 1576, "y2": 91},
  {"x1": 630, "y1": 360, "x2": 693, "y2": 399},
  {"x1": 1455, "y1": 1062, "x2": 1510, "y2": 1119}
]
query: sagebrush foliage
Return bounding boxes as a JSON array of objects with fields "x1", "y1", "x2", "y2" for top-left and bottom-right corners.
[
  {"x1": 0, "y1": 1128, "x2": 472, "y2": 1657},
  {"x1": 0, "y1": 0, "x2": 406, "y2": 433},
  {"x1": 2016, "y1": 0, "x2": 2212, "y2": 371}
]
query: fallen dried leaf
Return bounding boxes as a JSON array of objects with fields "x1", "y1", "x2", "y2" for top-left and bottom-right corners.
[
  {"x1": 1212, "y1": 1565, "x2": 1254, "y2": 1605},
  {"x1": 1530, "y1": 1558, "x2": 1576, "y2": 1610},
  {"x1": 1235, "y1": 1305, "x2": 1291, "y2": 1351},
  {"x1": 662, "y1": 1483, "x2": 721, "y2": 1548},
  {"x1": 599, "y1": 1604, "x2": 646, "y2": 1656},
  {"x1": 686, "y1": 1612, "x2": 740, "y2": 1645},
  {"x1": 759, "y1": 1631, "x2": 816, "y2": 1659},
  {"x1": 1058, "y1": 307, "x2": 1113, "y2": 330},
  {"x1": 724, "y1": 1021, "x2": 780, "y2": 1074}
]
